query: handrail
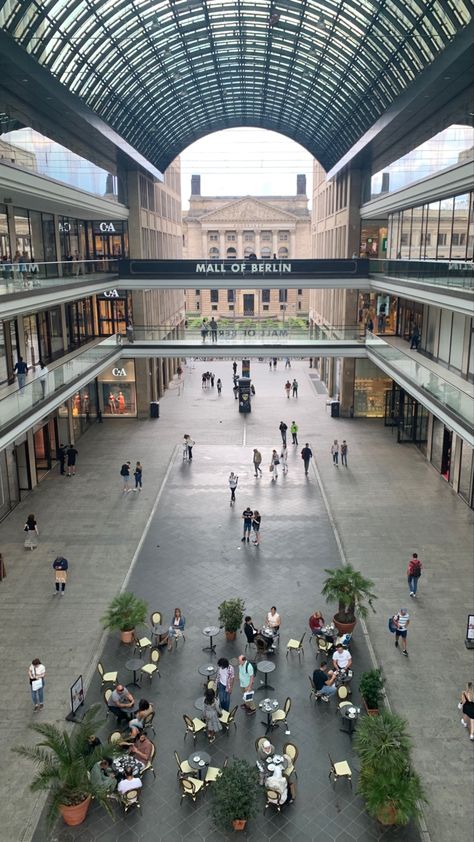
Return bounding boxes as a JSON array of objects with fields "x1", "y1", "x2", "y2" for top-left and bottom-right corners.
[
  {"x1": 125, "y1": 323, "x2": 364, "y2": 342},
  {"x1": 369, "y1": 258, "x2": 474, "y2": 290}
]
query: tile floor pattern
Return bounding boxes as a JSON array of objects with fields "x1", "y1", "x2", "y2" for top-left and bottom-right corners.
[{"x1": 36, "y1": 445, "x2": 420, "y2": 842}]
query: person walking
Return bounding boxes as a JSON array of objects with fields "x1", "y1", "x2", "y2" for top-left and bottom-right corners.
[
  {"x1": 56, "y1": 443, "x2": 66, "y2": 475},
  {"x1": 280, "y1": 445, "x2": 288, "y2": 474},
  {"x1": 200, "y1": 319, "x2": 209, "y2": 342},
  {"x1": 183, "y1": 434, "x2": 194, "y2": 460},
  {"x1": 279, "y1": 421, "x2": 288, "y2": 446},
  {"x1": 272, "y1": 357, "x2": 278, "y2": 370},
  {"x1": 66, "y1": 444, "x2": 78, "y2": 476},
  {"x1": 407, "y1": 552, "x2": 423, "y2": 597},
  {"x1": 238, "y1": 655, "x2": 256, "y2": 716},
  {"x1": 410, "y1": 324, "x2": 420, "y2": 350},
  {"x1": 232, "y1": 361, "x2": 238, "y2": 377},
  {"x1": 252, "y1": 510, "x2": 261, "y2": 545},
  {"x1": 210, "y1": 373, "x2": 215, "y2": 388},
  {"x1": 459, "y1": 682, "x2": 474, "y2": 741},
  {"x1": 209, "y1": 317, "x2": 218, "y2": 342},
  {"x1": 331, "y1": 440, "x2": 339, "y2": 466},
  {"x1": 217, "y1": 657, "x2": 234, "y2": 712},
  {"x1": 217, "y1": 378, "x2": 222, "y2": 395},
  {"x1": 126, "y1": 319, "x2": 134, "y2": 343},
  {"x1": 203, "y1": 687, "x2": 222, "y2": 743},
  {"x1": 270, "y1": 449, "x2": 280, "y2": 480},
  {"x1": 53, "y1": 555, "x2": 68, "y2": 596},
  {"x1": 241, "y1": 507, "x2": 253, "y2": 542},
  {"x1": 301, "y1": 443, "x2": 313, "y2": 476},
  {"x1": 285, "y1": 380, "x2": 291, "y2": 399},
  {"x1": 292, "y1": 378, "x2": 298, "y2": 397},
  {"x1": 120, "y1": 461, "x2": 131, "y2": 492},
  {"x1": 285, "y1": 357, "x2": 291, "y2": 369},
  {"x1": 28, "y1": 657, "x2": 46, "y2": 711},
  {"x1": 341, "y1": 440, "x2": 348, "y2": 467},
  {"x1": 133, "y1": 461, "x2": 143, "y2": 492},
  {"x1": 14, "y1": 356, "x2": 28, "y2": 393},
  {"x1": 253, "y1": 448, "x2": 263, "y2": 478},
  {"x1": 290, "y1": 421, "x2": 298, "y2": 445},
  {"x1": 37, "y1": 361, "x2": 49, "y2": 398},
  {"x1": 24, "y1": 513, "x2": 39, "y2": 550},
  {"x1": 392, "y1": 607, "x2": 410, "y2": 656},
  {"x1": 229, "y1": 472, "x2": 238, "y2": 505}
]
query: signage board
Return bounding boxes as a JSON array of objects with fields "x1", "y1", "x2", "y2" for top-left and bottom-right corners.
[
  {"x1": 70, "y1": 675, "x2": 84, "y2": 715},
  {"x1": 118, "y1": 258, "x2": 369, "y2": 281},
  {"x1": 92, "y1": 221, "x2": 124, "y2": 234}
]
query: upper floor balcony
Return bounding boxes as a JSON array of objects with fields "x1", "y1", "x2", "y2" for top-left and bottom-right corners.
[{"x1": 369, "y1": 258, "x2": 473, "y2": 316}]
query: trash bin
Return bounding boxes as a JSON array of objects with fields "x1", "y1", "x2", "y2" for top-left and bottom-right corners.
[
  {"x1": 150, "y1": 401, "x2": 160, "y2": 418},
  {"x1": 330, "y1": 400, "x2": 340, "y2": 418}
]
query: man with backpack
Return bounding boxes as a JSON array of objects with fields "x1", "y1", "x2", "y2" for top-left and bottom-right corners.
[
  {"x1": 238, "y1": 655, "x2": 256, "y2": 716},
  {"x1": 407, "y1": 552, "x2": 423, "y2": 597}
]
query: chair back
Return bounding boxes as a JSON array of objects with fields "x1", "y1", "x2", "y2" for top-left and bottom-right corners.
[
  {"x1": 150, "y1": 611, "x2": 162, "y2": 625},
  {"x1": 97, "y1": 662, "x2": 104, "y2": 678},
  {"x1": 266, "y1": 789, "x2": 281, "y2": 807},
  {"x1": 174, "y1": 750, "x2": 182, "y2": 770},
  {"x1": 181, "y1": 777, "x2": 198, "y2": 797},
  {"x1": 104, "y1": 688, "x2": 112, "y2": 706},
  {"x1": 328, "y1": 752, "x2": 336, "y2": 774},
  {"x1": 142, "y1": 710, "x2": 155, "y2": 730},
  {"x1": 255, "y1": 736, "x2": 267, "y2": 753},
  {"x1": 283, "y1": 697, "x2": 292, "y2": 716},
  {"x1": 227, "y1": 704, "x2": 238, "y2": 724},
  {"x1": 183, "y1": 713, "x2": 194, "y2": 731},
  {"x1": 299, "y1": 632, "x2": 306, "y2": 647},
  {"x1": 146, "y1": 742, "x2": 156, "y2": 764},
  {"x1": 337, "y1": 685, "x2": 348, "y2": 700},
  {"x1": 123, "y1": 788, "x2": 140, "y2": 808},
  {"x1": 150, "y1": 647, "x2": 160, "y2": 665},
  {"x1": 317, "y1": 637, "x2": 331, "y2": 653},
  {"x1": 283, "y1": 742, "x2": 298, "y2": 764},
  {"x1": 109, "y1": 730, "x2": 123, "y2": 745},
  {"x1": 308, "y1": 676, "x2": 316, "y2": 693}
]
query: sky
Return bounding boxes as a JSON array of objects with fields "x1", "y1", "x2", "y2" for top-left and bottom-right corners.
[{"x1": 180, "y1": 128, "x2": 314, "y2": 208}]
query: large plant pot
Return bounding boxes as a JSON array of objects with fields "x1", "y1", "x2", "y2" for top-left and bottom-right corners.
[
  {"x1": 232, "y1": 819, "x2": 247, "y2": 831},
  {"x1": 120, "y1": 629, "x2": 134, "y2": 644},
  {"x1": 59, "y1": 795, "x2": 91, "y2": 826},
  {"x1": 377, "y1": 802, "x2": 398, "y2": 826},
  {"x1": 332, "y1": 615, "x2": 356, "y2": 636},
  {"x1": 225, "y1": 630, "x2": 237, "y2": 641},
  {"x1": 362, "y1": 698, "x2": 379, "y2": 716}
]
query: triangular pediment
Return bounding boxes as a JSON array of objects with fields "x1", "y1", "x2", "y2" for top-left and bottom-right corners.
[{"x1": 200, "y1": 197, "x2": 299, "y2": 224}]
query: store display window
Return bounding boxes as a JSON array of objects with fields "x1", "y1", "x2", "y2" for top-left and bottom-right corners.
[
  {"x1": 358, "y1": 292, "x2": 397, "y2": 334},
  {"x1": 354, "y1": 358, "x2": 392, "y2": 417},
  {"x1": 98, "y1": 359, "x2": 136, "y2": 417}
]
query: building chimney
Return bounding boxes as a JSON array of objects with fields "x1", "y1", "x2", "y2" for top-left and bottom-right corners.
[
  {"x1": 297, "y1": 174, "x2": 306, "y2": 195},
  {"x1": 191, "y1": 174, "x2": 201, "y2": 196}
]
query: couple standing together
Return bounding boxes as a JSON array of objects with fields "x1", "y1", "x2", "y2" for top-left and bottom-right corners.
[{"x1": 241, "y1": 507, "x2": 261, "y2": 545}]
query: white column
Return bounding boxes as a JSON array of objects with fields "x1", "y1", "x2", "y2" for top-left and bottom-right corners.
[
  {"x1": 290, "y1": 228, "x2": 296, "y2": 257},
  {"x1": 201, "y1": 229, "x2": 208, "y2": 258},
  {"x1": 255, "y1": 231, "x2": 261, "y2": 258},
  {"x1": 219, "y1": 230, "x2": 226, "y2": 259},
  {"x1": 237, "y1": 230, "x2": 243, "y2": 258},
  {"x1": 272, "y1": 230, "x2": 278, "y2": 258}
]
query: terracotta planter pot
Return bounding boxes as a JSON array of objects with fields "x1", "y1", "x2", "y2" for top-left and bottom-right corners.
[
  {"x1": 377, "y1": 801, "x2": 398, "y2": 826},
  {"x1": 332, "y1": 615, "x2": 356, "y2": 636},
  {"x1": 59, "y1": 795, "x2": 91, "y2": 826},
  {"x1": 120, "y1": 628, "x2": 134, "y2": 644},
  {"x1": 232, "y1": 819, "x2": 247, "y2": 831},
  {"x1": 362, "y1": 697, "x2": 379, "y2": 716},
  {"x1": 225, "y1": 630, "x2": 237, "y2": 641}
]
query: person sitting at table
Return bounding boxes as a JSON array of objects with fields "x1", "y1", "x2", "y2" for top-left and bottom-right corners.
[
  {"x1": 266, "y1": 606, "x2": 281, "y2": 631},
  {"x1": 243, "y1": 616, "x2": 258, "y2": 645},
  {"x1": 203, "y1": 687, "x2": 222, "y2": 744},
  {"x1": 85, "y1": 734, "x2": 102, "y2": 755},
  {"x1": 129, "y1": 732, "x2": 154, "y2": 765},
  {"x1": 117, "y1": 766, "x2": 143, "y2": 796},
  {"x1": 265, "y1": 766, "x2": 289, "y2": 805},
  {"x1": 90, "y1": 758, "x2": 117, "y2": 793},
  {"x1": 308, "y1": 611, "x2": 325, "y2": 636},
  {"x1": 137, "y1": 698, "x2": 154, "y2": 722},
  {"x1": 167, "y1": 607, "x2": 185, "y2": 651},
  {"x1": 108, "y1": 684, "x2": 135, "y2": 722},
  {"x1": 332, "y1": 644, "x2": 353, "y2": 674},
  {"x1": 312, "y1": 662, "x2": 337, "y2": 701},
  {"x1": 256, "y1": 739, "x2": 275, "y2": 784}
]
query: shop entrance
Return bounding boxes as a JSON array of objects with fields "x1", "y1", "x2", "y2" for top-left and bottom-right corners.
[
  {"x1": 441, "y1": 427, "x2": 452, "y2": 481},
  {"x1": 97, "y1": 295, "x2": 130, "y2": 336},
  {"x1": 33, "y1": 418, "x2": 58, "y2": 480},
  {"x1": 243, "y1": 294, "x2": 255, "y2": 315}
]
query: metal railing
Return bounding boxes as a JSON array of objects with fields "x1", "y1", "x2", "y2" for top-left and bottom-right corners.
[
  {"x1": 366, "y1": 333, "x2": 474, "y2": 431},
  {"x1": 369, "y1": 258, "x2": 474, "y2": 290},
  {"x1": 0, "y1": 258, "x2": 118, "y2": 295},
  {"x1": 0, "y1": 336, "x2": 120, "y2": 432}
]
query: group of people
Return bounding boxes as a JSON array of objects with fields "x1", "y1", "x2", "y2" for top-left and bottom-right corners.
[
  {"x1": 331, "y1": 439, "x2": 348, "y2": 467},
  {"x1": 56, "y1": 443, "x2": 78, "y2": 476},
  {"x1": 200, "y1": 318, "x2": 219, "y2": 342},
  {"x1": 241, "y1": 506, "x2": 262, "y2": 545},
  {"x1": 120, "y1": 461, "x2": 143, "y2": 492},
  {"x1": 201, "y1": 371, "x2": 218, "y2": 389},
  {"x1": 284, "y1": 379, "x2": 298, "y2": 398}
]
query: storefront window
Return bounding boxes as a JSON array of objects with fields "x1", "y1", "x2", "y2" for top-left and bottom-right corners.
[
  {"x1": 353, "y1": 359, "x2": 392, "y2": 417},
  {"x1": 13, "y1": 208, "x2": 32, "y2": 258},
  {"x1": 96, "y1": 292, "x2": 131, "y2": 336},
  {"x1": 66, "y1": 298, "x2": 95, "y2": 348},
  {"x1": 33, "y1": 417, "x2": 58, "y2": 479},
  {"x1": 458, "y1": 442, "x2": 473, "y2": 506},
  {"x1": 358, "y1": 293, "x2": 397, "y2": 334},
  {"x1": 387, "y1": 192, "x2": 474, "y2": 262},
  {"x1": 0, "y1": 204, "x2": 10, "y2": 258},
  {"x1": 59, "y1": 217, "x2": 87, "y2": 268},
  {"x1": 98, "y1": 359, "x2": 137, "y2": 417}
]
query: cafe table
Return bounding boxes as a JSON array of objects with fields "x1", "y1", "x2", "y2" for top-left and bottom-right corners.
[
  {"x1": 188, "y1": 749, "x2": 211, "y2": 780},
  {"x1": 256, "y1": 660, "x2": 276, "y2": 691},
  {"x1": 202, "y1": 625, "x2": 220, "y2": 653},
  {"x1": 259, "y1": 697, "x2": 279, "y2": 734}
]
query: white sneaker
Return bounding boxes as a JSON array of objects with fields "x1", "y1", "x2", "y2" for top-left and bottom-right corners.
[{"x1": 461, "y1": 719, "x2": 467, "y2": 727}]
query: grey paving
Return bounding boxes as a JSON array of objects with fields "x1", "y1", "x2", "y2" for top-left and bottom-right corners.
[{"x1": 0, "y1": 357, "x2": 471, "y2": 841}]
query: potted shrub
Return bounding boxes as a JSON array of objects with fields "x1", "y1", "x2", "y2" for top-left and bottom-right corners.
[
  {"x1": 359, "y1": 668, "x2": 384, "y2": 715},
  {"x1": 322, "y1": 564, "x2": 376, "y2": 634},
  {"x1": 354, "y1": 711, "x2": 426, "y2": 826},
  {"x1": 101, "y1": 591, "x2": 148, "y2": 643},
  {"x1": 13, "y1": 704, "x2": 114, "y2": 828},
  {"x1": 210, "y1": 758, "x2": 259, "y2": 831},
  {"x1": 218, "y1": 597, "x2": 245, "y2": 641}
]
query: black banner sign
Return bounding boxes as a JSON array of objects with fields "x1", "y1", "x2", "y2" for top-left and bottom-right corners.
[{"x1": 118, "y1": 258, "x2": 369, "y2": 280}]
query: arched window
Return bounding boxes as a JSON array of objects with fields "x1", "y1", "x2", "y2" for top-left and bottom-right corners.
[
  {"x1": 244, "y1": 246, "x2": 255, "y2": 257},
  {"x1": 278, "y1": 247, "x2": 289, "y2": 259},
  {"x1": 261, "y1": 246, "x2": 272, "y2": 258},
  {"x1": 209, "y1": 247, "x2": 219, "y2": 258},
  {"x1": 226, "y1": 247, "x2": 237, "y2": 258}
]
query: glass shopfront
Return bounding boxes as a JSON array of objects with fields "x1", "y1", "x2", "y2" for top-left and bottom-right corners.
[
  {"x1": 96, "y1": 290, "x2": 132, "y2": 336},
  {"x1": 387, "y1": 191, "x2": 474, "y2": 261},
  {"x1": 71, "y1": 381, "x2": 99, "y2": 437},
  {"x1": 58, "y1": 217, "x2": 87, "y2": 267},
  {"x1": 23, "y1": 307, "x2": 64, "y2": 366},
  {"x1": 0, "y1": 204, "x2": 10, "y2": 259},
  {"x1": 431, "y1": 418, "x2": 453, "y2": 483},
  {"x1": 353, "y1": 358, "x2": 392, "y2": 417},
  {"x1": 33, "y1": 417, "x2": 59, "y2": 480},
  {"x1": 0, "y1": 319, "x2": 18, "y2": 385},
  {"x1": 458, "y1": 441, "x2": 473, "y2": 507},
  {"x1": 88, "y1": 220, "x2": 128, "y2": 262},
  {"x1": 66, "y1": 298, "x2": 95, "y2": 348},
  {"x1": 358, "y1": 292, "x2": 397, "y2": 334},
  {"x1": 12, "y1": 207, "x2": 58, "y2": 273},
  {"x1": 98, "y1": 359, "x2": 137, "y2": 417}
]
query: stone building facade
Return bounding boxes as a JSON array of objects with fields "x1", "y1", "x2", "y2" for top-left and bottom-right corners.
[{"x1": 183, "y1": 175, "x2": 311, "y2": 318}]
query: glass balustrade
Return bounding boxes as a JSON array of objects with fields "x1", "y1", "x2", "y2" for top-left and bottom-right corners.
[
  {"x1": 369, "y1": 259, "x2": 474, "y2": 290},
  {"x1": 127, "y1": 323, "x2": 363, "y2": 344},
  {"x1": 0, "y1": 258, "x2": 118, "y2": 297}
]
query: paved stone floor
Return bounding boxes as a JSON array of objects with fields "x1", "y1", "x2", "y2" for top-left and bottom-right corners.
[{"x1": 0, "y1": 358, "x2": 472, "y2": 842}]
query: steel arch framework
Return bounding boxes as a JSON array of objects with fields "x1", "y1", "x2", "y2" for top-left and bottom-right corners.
[{"x1": 0, "y1": 0, "x2": 471, "y2": 171}]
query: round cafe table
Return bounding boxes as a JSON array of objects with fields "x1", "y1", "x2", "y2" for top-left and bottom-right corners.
[
  {"x1": 125, "y1": 657, "x2": 145, "y2": 687},
  {"x1": 188, "y1": 749, "x2": 211, "y2": 780},
  {"x1": 202, "y1": 625, "x2": 220, "y2": 653},
  {"x1": 259, "y1": 697, "x2": 279, "y2": 734},
  {"x1": 340, "y1": 704, "x2": 360, "y2": 735},
  {"x1": 256, "y1": 660, "x2": 276, "y2": 691},
  {"x1": 194, "y1": 696, "x2": 205, "y2": 712},
  {"x1": 198, "y1": 663, "x2": 217, "y2": 678},
  {"x1": 151, "y1": 623, "x2": 168, "y2": 646}
]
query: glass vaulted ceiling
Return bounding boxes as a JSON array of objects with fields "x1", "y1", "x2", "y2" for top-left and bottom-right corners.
[{"x1": 0, "y1": 0, "x2": 472, "y2": 172}]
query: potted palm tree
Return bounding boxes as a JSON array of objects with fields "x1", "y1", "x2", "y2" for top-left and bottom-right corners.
[
  {"x1": 322, "y1": 564, "x2": 377, "y2": 634},
  {"x1": 359, "y1": 668, "x2": 384, "y2": 715},
  {"x1": 354, "y1": 711, "x2": 427, "y2": 826},
  {"x1": 13, "y1": 704, "x2": 115, "y2": 827},
  {"x1": 218, "y1": 597, "x2": 245, "y2": 641},
  {"x1": 101, "y1": 591, "x2": 148, "y2": 643},
  {"x1": 210, "y1": 758, "x2": 259, "y2": 831}
]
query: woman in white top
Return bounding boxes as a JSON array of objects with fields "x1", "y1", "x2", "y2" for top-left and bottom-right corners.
[
  {"x1": 331, "y1": 440, "x2": 339, "y2": 466},
  {"x1": 28, "y1": 658, "x2": 46, "y2": 711},
  {"x1": 266, "y1": 606, "x2": 281, "y2": 631},
  {"x1": 228, "y1": 472, "x2": 238, "y2": 505}
]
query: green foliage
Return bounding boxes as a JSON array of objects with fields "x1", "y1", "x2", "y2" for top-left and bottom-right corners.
[
  {"x1": 13, "y1": 705, "x2": 115, "y2": 828},
  {"x1": 354, "y1": 712, "x2": 427, "y2": 825},
  {"x1": 322, "y1": 564, "x2": 377, "y2": 623},
  {"x1": 218, "y1": 598, "x2": 245, "y2": 633},
  {"x1": 101, "y1": 591, "x2": 148, "y2": 632},
  {"x1": 210, "y1": 758, "x2": 259, "y2": 829},
  {"x1": 359, "y1": 669, "x2": 384, "y2": 710}
]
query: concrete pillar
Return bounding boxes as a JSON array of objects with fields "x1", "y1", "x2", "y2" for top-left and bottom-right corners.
[
  {"x1": 219, "y1": 231, "x2": 225, "y2": 258},
  {"x1": 201, "y1": 230, "x2": 208, "y2": 257},
  {"x1": 157, "y1": 357, "x2": 164, "y2": 397},
  {"x1": 346, "y1": 168, "x2": 363, "y2": 258},
  {"x1": 289, "y1": 229, "x2": 296, "y2": 257},
  {"x1": 272, "y1": 230, "x2": 278, "y2": 258},
  {"x1": 237, "y1": 230, "x2": 243, "y2": 258},
  {"x1": 135, "y1": 358, "x2": 151, "y2": 419},
  {"x1": 340, "y1": 358, "x2": 356, "y2": 416},
  {"x1": 255, "y1": 231, "x2": 261, "y2": 257}
]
